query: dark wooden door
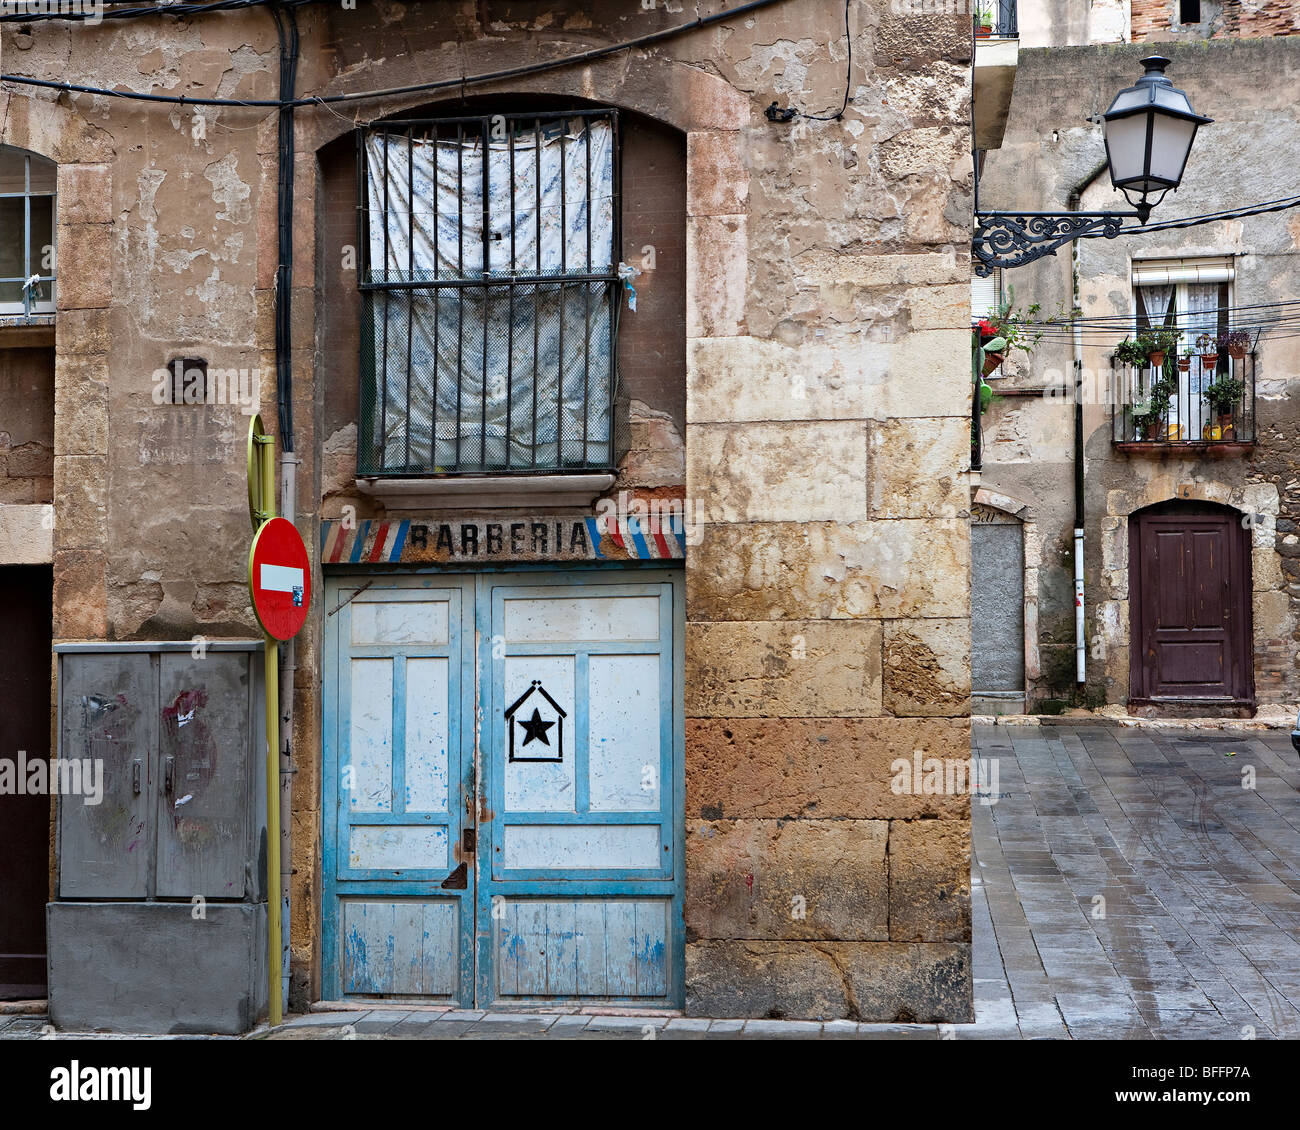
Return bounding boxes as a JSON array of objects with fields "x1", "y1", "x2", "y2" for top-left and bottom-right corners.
[
  {"x1": 1129, "y1": 502, "x2": 1252, "y2": 705},
  {"x1": 0, "y1": 566, "x2": 52, "y2": 999}
]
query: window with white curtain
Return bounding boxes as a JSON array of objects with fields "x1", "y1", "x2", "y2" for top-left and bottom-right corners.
[
  {"x1": 360, "y1": 111, "x2": 620, "y2": 475},
  {"x1": 1133, "y1": 257, "x2": 1233, "y2": 439}
]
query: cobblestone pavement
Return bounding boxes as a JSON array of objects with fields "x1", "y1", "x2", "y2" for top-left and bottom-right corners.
[
  {"x1": 973, "y1": 722, "x2": 1300, "y2": 1040},
  {"x1": 5, "y1": 722, "x2": 1297, "y2": 1040}
]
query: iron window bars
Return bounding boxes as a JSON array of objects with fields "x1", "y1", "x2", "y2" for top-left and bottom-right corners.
[
  {"x1": 0, "y1": 147, "x2": 56, "y2": 317},
  {"x1": 994, "y1": 0, "x2": 1017, "y2": 37},
  {"x1": 357, "y1": 110, "x2": 622, "y2": 476}
]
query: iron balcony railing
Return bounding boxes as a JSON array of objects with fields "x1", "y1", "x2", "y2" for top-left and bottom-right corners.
[
  {"x1": 1111, "y1": 352, "x2": 1257, "y2": 448},
  {"x1": 995, "y1": 0, "x2": 1018, "y2": 37},
  {"x1": 356, "y1": 109, "x2": 624, "y2": 477}
]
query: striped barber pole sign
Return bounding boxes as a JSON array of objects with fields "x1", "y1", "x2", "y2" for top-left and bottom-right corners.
[{"x1": 320, "y1": 514, "x2": 687, "y2": 567}]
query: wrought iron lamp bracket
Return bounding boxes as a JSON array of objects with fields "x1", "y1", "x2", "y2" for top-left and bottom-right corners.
[{"x1": 972, "y1": 208, "x2": 1147, "y2": 277}]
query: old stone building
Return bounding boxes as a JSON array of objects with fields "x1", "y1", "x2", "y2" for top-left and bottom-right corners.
[
  {"x1": 0, "y1": 0, "x2": 975, "y2": 1028},
  {"x1": 974, "y1": 3, "x2": 1300, "y2": 715}
]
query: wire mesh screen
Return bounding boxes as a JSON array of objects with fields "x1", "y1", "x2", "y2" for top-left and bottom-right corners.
[{"x1": 359, "y1": 111, "x2": 620, "y2": 475}]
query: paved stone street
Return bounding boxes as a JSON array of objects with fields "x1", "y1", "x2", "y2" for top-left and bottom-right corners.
[
  {"x1": 5, "y1": 721, "x2": 1297, "y2": 1041},
  {"x1": 973, "y1": 722, "x2": 1300, "y2": 1039}
]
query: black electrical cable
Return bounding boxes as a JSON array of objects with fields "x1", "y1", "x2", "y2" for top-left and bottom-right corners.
[
  {"x1": 270, "y1": 0, "x2": 299, "y2": 454},
  {"x1": 0, "y1": 0, "x2": 320, "y2": 22},
  {"x1": 800, "y1": 0, "x2": 852, "y2": 121},
  {"x1": 2, "y1": 0, "x2": 796, "y2": 108},
  {"x1": 1136, "y1": 193, "x2": 1300, "y2": 234}
]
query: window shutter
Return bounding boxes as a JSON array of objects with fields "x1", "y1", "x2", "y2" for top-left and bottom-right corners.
[
  {"x1": 971, "y1": 269, "x2": 1000, "y2": 322},
  {"x1": 1131, "y1": 257, "x2": 1234, "y2": 286}
]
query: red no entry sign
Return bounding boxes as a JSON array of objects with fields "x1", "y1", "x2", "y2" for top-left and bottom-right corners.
[{"x1": 248, "y1": 516, "x2": 311, "y2": 640}]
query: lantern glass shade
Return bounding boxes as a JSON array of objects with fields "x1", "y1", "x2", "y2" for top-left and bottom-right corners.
[
  {"x1": 1103, "y1": 113, "x2": 1153, "y2": 189},
  {"x1": 1102, "y1": 56, "x2": 1211, "y2": 212}
]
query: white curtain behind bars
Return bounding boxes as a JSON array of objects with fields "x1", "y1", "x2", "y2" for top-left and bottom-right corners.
[
  {"x1": 1138, "y1": 283, "x2": 1174, "y2": 433},
  {"x1": 365, "y1": 119, "x2": 615, "y2": 470}
]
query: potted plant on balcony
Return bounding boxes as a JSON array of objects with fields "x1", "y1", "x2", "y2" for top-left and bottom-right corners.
[
  {"x1": 974, "y1": 5, "x2": 994, "y2": 37},
  {"x1": 1132, "y1": 376, "x2": 1174, "y2": 442},
  {"x1": 1196, "y1": 332, "x2": 1219, "y2": 371},
  {"x1": 1203, "y1": 374, "x2": 1245, "y2": 440},
  {"x1": 980, "y1": 333, "x2": 1007, "y2": 376},
  {"x1": 1113, "y1": 338, "x2": 1153, "y2": 369},
  {"x1": 1145, "y1": 327, "x2": 1181, "y2": 370},
  {"x1": 1177, "y1": 350, "x2": 1193, "y2": 372},
  {"x1": 974, "y1": 288, "x2": 1045, "y2": 375},
  {"x1": 1219, "y1": 329, "x2": 1250, "y2": 360}
]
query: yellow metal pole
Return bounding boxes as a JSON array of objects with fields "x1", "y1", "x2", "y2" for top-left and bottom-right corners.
[
  {"x1": 259, "y1": 433, "x2": 283, "y2": 1027},
  {"x1": 264, "y1": 635, "x2": 282, "y2": 1027}
]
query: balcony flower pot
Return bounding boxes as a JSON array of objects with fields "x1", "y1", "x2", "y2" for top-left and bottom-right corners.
[
  {"x1": 1202, "y1": 375, "x2": 1244, "y2": 440},
  {"x1": 1147, "y1": 350, "x2": 1166, "y2": 369},
  {"x1": 1220, "y1": 330, "x2": 1250, "y2": 359},
  {"x1": 1139, "y1": 419, "x2": 1162, "y2": 441},
  {"x1": 1201, "y1": 352, "x2": 1219, "y2": 370},
  {"x1": 1177, "y1": 355, "x2": 1192, "y2": 372},
  {"x1": 981, "y1": 351, "x2": 1005, "y2": 376},
  {"x1": 975, "y1": 25, "x2": 992, "y2": 38}
]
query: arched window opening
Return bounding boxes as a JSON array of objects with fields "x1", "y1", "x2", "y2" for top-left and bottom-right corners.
[{"x1": 0, "y1": 146, "x2": 56, "y2": 317}]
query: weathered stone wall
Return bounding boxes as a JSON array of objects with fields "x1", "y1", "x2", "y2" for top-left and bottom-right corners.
[
  {"x1": 979, "y1": 39, "x2": 1300, "y2": 710},
  {"x1": 0, "y1": 344, "x2": 54, "y2": 504},
  {"x1": 676, "y1": 2, "x2": 974, "y2": 1021},
  {"x1": 4, "y1": 0, "x2": 974, "y2": 1020},
  {"x1": 1132, "y1": 0, "x2": 1300, "y2": 41}
]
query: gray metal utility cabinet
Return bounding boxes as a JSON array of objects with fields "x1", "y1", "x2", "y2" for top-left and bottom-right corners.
[{"x1": 47, "y1": 642, "x2": 268, "y2": 1034}]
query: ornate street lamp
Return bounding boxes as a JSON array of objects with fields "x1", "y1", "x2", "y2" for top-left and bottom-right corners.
[
  {"x1": 1102, "y1": 55, "x2": 1213, "y2": 221},
  {"x1": 973, "y1": 56, "x2": 1212, "y2": 276}
]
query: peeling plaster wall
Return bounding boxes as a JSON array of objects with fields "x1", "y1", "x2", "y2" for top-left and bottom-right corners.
[
  {"x1": 1018, "y1": 0, "x2": 1130, "y2": 47},
  {"x1": 4, "y1": 0, "x2": 973, "y2": 1022},
  {"x1": 979, "y1": 39, "x2": 1300, "y2": 710}
]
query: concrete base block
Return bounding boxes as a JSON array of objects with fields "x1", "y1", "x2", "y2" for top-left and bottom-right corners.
[
  {"x1": 47, "y1": 901, "x2": 267, "y2": 1035},
  {"x1": 684, "y1": 940, "x2": 973, "y2": 1023}
]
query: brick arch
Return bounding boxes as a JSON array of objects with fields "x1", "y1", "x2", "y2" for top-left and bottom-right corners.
[
  {"x1": 971, "y1": 486, "x2": 1035, "y2": 523},
  {"x1": 1111, "y1": 479, "x2": 1250, "y2": 519},
  {"x1": 0, "y1": 92, "x2": 113, "y2": 168},
  {"x1": 301, "y1": 57, "x2": 749, "y2": 155}
]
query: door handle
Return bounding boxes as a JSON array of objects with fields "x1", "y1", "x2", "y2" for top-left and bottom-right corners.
[
  {"x1": 132, "y1": 760, "x2": 142, "y2": 796},
  {"x1": 164, "y1": 755, "x2": 174, "y2": 794}
]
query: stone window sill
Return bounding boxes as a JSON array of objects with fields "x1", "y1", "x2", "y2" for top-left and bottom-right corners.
[{"x1": 355, "y1": 473, "x2": 616, "y2": 511}]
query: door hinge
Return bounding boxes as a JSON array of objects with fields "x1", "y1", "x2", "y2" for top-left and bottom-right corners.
[{"x1": 441, "y1": 861, "x2": 468, "y2": 890}]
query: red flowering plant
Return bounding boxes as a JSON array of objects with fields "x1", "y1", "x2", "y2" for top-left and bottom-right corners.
[{"x1": 972, "y1": 288, "x2": 1046, "y2": 360}]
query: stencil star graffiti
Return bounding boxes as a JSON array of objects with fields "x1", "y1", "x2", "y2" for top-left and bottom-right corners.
[{"x1": 517, "y1": 707, "x2": 555, "y2": 748}]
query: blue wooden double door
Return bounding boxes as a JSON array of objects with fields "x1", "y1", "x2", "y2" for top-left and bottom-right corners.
[{"x1": 323, "y1": 568, "x2": 683, "y2": 1007}]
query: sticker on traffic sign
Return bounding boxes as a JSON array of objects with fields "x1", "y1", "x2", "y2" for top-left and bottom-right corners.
[{"x1": 248, "y1": 516, "x2": 311, "y2": 640}]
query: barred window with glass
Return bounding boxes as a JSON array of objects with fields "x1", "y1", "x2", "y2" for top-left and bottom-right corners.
[
  {"x1": 0, "y1": 146, "x2": 56, "y2": 317},
  {"x1": 359, "y1": 110, "x2": 622, "y2": 476}
]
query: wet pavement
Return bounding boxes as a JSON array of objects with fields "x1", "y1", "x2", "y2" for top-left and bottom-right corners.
[
  {"x1": 6, "y1": 721, "x2": 1297, "y2": 1040},
  {"x1": 972, "y1": 722, "x2": 1300, "y2": 1039}
]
